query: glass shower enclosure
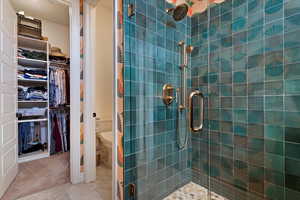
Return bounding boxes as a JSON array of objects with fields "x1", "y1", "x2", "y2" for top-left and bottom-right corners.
[{"x1": 122, "y1": 0, "x2": 300, "y2": 199}]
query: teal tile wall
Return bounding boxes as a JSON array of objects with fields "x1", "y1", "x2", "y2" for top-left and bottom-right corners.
[
  {"x1": 123, "y1": 0, "x2": 192, "y2": 199},
  {"x1": 191, "y1": 0, "x2": 300, "y2": 199}
]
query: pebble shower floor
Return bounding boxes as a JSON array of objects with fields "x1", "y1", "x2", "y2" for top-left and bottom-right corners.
[{"x1": 164, "y1": 182, "x2": 228, "y2": 200}]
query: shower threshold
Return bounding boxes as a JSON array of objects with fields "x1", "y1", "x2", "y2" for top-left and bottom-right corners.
[{"x1": 164, "y1": 182, "x2": 228, "y2": 200}]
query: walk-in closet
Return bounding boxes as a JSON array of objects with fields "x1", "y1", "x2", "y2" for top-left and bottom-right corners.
[
  {"x1": 17, "y1": 36, "x2": 70, "y2": 162},
  {"x1": 2, "y1": 1, "x2": 71, "y2": 199}
]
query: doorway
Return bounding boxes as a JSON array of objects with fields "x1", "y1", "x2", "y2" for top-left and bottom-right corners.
[
  {"x1": 1, "y1": 0, "x2": 114, "y2": 198},
  {"x1": 2, "y1": 1, "x2": 71, "y2": 199}
]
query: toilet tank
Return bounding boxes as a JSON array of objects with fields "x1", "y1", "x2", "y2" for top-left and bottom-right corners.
[{"x1": 96, "y1": 118, "x2": 112, "y2": 133}]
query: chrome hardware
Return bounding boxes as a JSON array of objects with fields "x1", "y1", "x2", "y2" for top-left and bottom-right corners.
[
  {"x1": 162, "y1": 84, "x2": 175, "y2": 106},
  {"x1": 189, "y1": 90, "x2": 204, "y2": 132}
]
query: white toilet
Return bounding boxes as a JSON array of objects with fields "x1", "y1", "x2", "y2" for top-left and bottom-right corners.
[
  {"x1": 97, "y1": 131, "x2": 112, "y2": 167},
  {"x1": 96, "y1": 119, "x2": 112, "y2": 167}
]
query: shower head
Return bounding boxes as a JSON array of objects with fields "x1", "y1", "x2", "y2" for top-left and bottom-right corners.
[{"x1": 166, "y1": 3, "x2": 189, "y2": 21}]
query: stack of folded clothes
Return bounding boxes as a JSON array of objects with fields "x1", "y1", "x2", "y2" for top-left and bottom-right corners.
[
  {"x1": 18, "y1": 107, "x2": 47, "y2": 119},
  {"x1": 49, "y1": 55, "x2": 68, "y2": 64},
  {"x1": 18, "y1": 85, "x2": 48, "y2": 101},
  {"x1": 18, "y1": 67, "x2": 47, "y2": 81},
  {"x1": 18, "y1": 48, "x2": 47, "y2": 61},
  {"x1": 18, "y1": 86, "x2": 27, "y2": 100}
]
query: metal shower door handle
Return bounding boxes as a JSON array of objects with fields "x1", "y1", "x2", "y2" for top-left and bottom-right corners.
[{"x1": 189, "y1": 90, "x2": 204, "y2": 132}]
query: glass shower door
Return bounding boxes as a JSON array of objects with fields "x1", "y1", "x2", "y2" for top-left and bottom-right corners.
[{"x1": 189, "y1": 88, "x2": 212, "y2": 199}]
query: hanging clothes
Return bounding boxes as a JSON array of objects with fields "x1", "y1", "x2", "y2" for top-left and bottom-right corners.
[
  {"x1": 49, "y1": 67, "x2": 70, "y2": 107},
  {"x1": 18, "y1": 122, "x2": 48, "y2": 155},
  {"x1": 49, "y1": 109, "x2": 70, "y2": 155},
  {"x1": 48, "y1": 63, "x2": 70, "y2": 155}
]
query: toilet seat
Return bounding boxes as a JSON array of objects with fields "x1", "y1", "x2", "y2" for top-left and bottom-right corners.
[{"x1": 97, "y1": 131, "x2": 112, "y2": 147}]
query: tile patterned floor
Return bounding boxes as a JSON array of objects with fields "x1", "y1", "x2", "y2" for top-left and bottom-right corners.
[
  {"x1": 164, "y1": 182, "x2": 228, "y2": 200},
  {"x1": 15, "y1": 165, "x2": 112, "y2": 200}
]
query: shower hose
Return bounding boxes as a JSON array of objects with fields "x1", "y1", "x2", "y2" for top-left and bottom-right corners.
[{"x1": 176, "y1": 105, "x2": 189, "y2": 149}]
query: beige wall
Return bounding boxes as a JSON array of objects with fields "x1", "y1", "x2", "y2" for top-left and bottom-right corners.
[
  {"x1": 42, "y1": 19, "x2": 70, "y2": 56},
  {"x1": 94, "y1": 2, "x2": 113, "y2": 120}
]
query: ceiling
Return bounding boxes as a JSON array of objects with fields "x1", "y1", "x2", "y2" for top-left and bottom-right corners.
[{"x1": 10, "y1": 0, "x2": 69, "y2": 25}]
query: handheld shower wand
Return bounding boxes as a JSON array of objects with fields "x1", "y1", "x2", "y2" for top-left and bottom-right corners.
[{"x1": 177, "y1": 40, "x2": 193, "y2": 149}]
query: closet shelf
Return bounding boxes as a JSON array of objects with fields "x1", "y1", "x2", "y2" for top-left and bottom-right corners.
[
  {"x1": 18, "y1": 150, "x2": 49, "y2": 163},
  {"x1": 18, "y1": 78, "x2": 47, "y2": 83},
  {"x1": 50, "y1": 61, "x2": 69, "y2": 65},
  {"x1": 17, "y1": 32, "x2": 51, "y2": 163},
  {"x1": 18, "y1": 35, "x2": 48, "y2": 51},
  {"x1": 18, "y1": 57, "x2": 48, "y2": 68},
  {"x1": 18, "y1": 118, "x2": 48, "y2": 123},
  {"x1": 18, "y1": 100, "x2": 48, "y2": 103},
  {"x1": 50, "y1": 105, "x2": 70, "y2": 110}
]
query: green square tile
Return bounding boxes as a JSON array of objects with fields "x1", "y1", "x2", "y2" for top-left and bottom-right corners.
[
  {"x1": 284, "y1": 63, "x2": 300, "y2": 80},
  {"x1": 285, "y1": 30, "x2": 300, "y2": 49},
  {"x1": 285, "y1": 127, "x2": 300, "y2": 143},
  {"x1": 249, "y1": 165, "x2": 265, "y2": 195},
  {"x1": 286, "y1": 188, "x2": 300, "y2": 199},
  {"x1": 265, "y1": 111, "x2": 284, "y2": 125},
  {"x1": 265, "y1": 96, "x2": 283, "y2": 111},
  {"x1": 285, "y1": 142, "x2": 300, "y2": 160},
  {"x1": 233, "y1": 109, "x2": 247, "y2": 123},
  {"x1": 285, "y1": 96, "x2": 300, "y2": 111},
  {"x1": 248, "y1": 96, "x2": 264, "y2": 110},
  {"x1": 265, "y1": 81, "x2": 283, "y2": 95},
  {"x1": 265, "y1": 125, "x2": 284, "y2": 141},
  {"x1": 248, "y1": 124, "x2": 264, "y2": 138},
  {"x1": 234, "y1": 123, "x2": 247, "y2": 136},
  {"x1": 285, "y1": 79, "x2": 300, "y2": 94},
  {"x1": 265, "y1": 139, "x2": 284, "y2": 155},
  {"x1": 285, "y1": 174, "x2": 300, "y2": 193},
  {"x1": 233, "y1": 71, "x2": 246, "y2": 83},
  {"x1": 286, "y1": 157, "x2": 300, "y2": 177},
  {"x1": 248, "y1": 111, "x2": 264, "y2": 124},
  {"x1": 248, "y1": 138, "x2": 264, "y2": 151},
  {"x1": 284, "y1": 112, "x2": 300, "y2": 128},
  {"x1": 265, "y1": 169, "x2": 284, "y2": 186},
  {"x1": 265, "y1": 65, "x2": 283, "y2": 81},
  {"x1": 233, "y1": 97, "x2": 247, "y2": 109},
  {"x1": 265, "y1": 183, "x2": 285, "y2": 200},
  {"x1": 265, "y1": 153, "x2": 284, "y2": 172}
]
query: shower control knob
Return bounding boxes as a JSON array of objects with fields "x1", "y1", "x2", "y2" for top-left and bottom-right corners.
[
  {"x1": 162, "y1": 84, "x2": 175, "y2": 106},
  {"x1": 93, "y1": 113, "x2": 97, "y2": 118}
]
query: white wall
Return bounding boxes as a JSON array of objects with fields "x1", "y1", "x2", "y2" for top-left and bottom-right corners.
[
  {"x1": 42, "y1": 19, "x2": 70, "y2": 56},
  {"x1": 94, "y1": 2, "x2": 113, "y2": 120}
]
